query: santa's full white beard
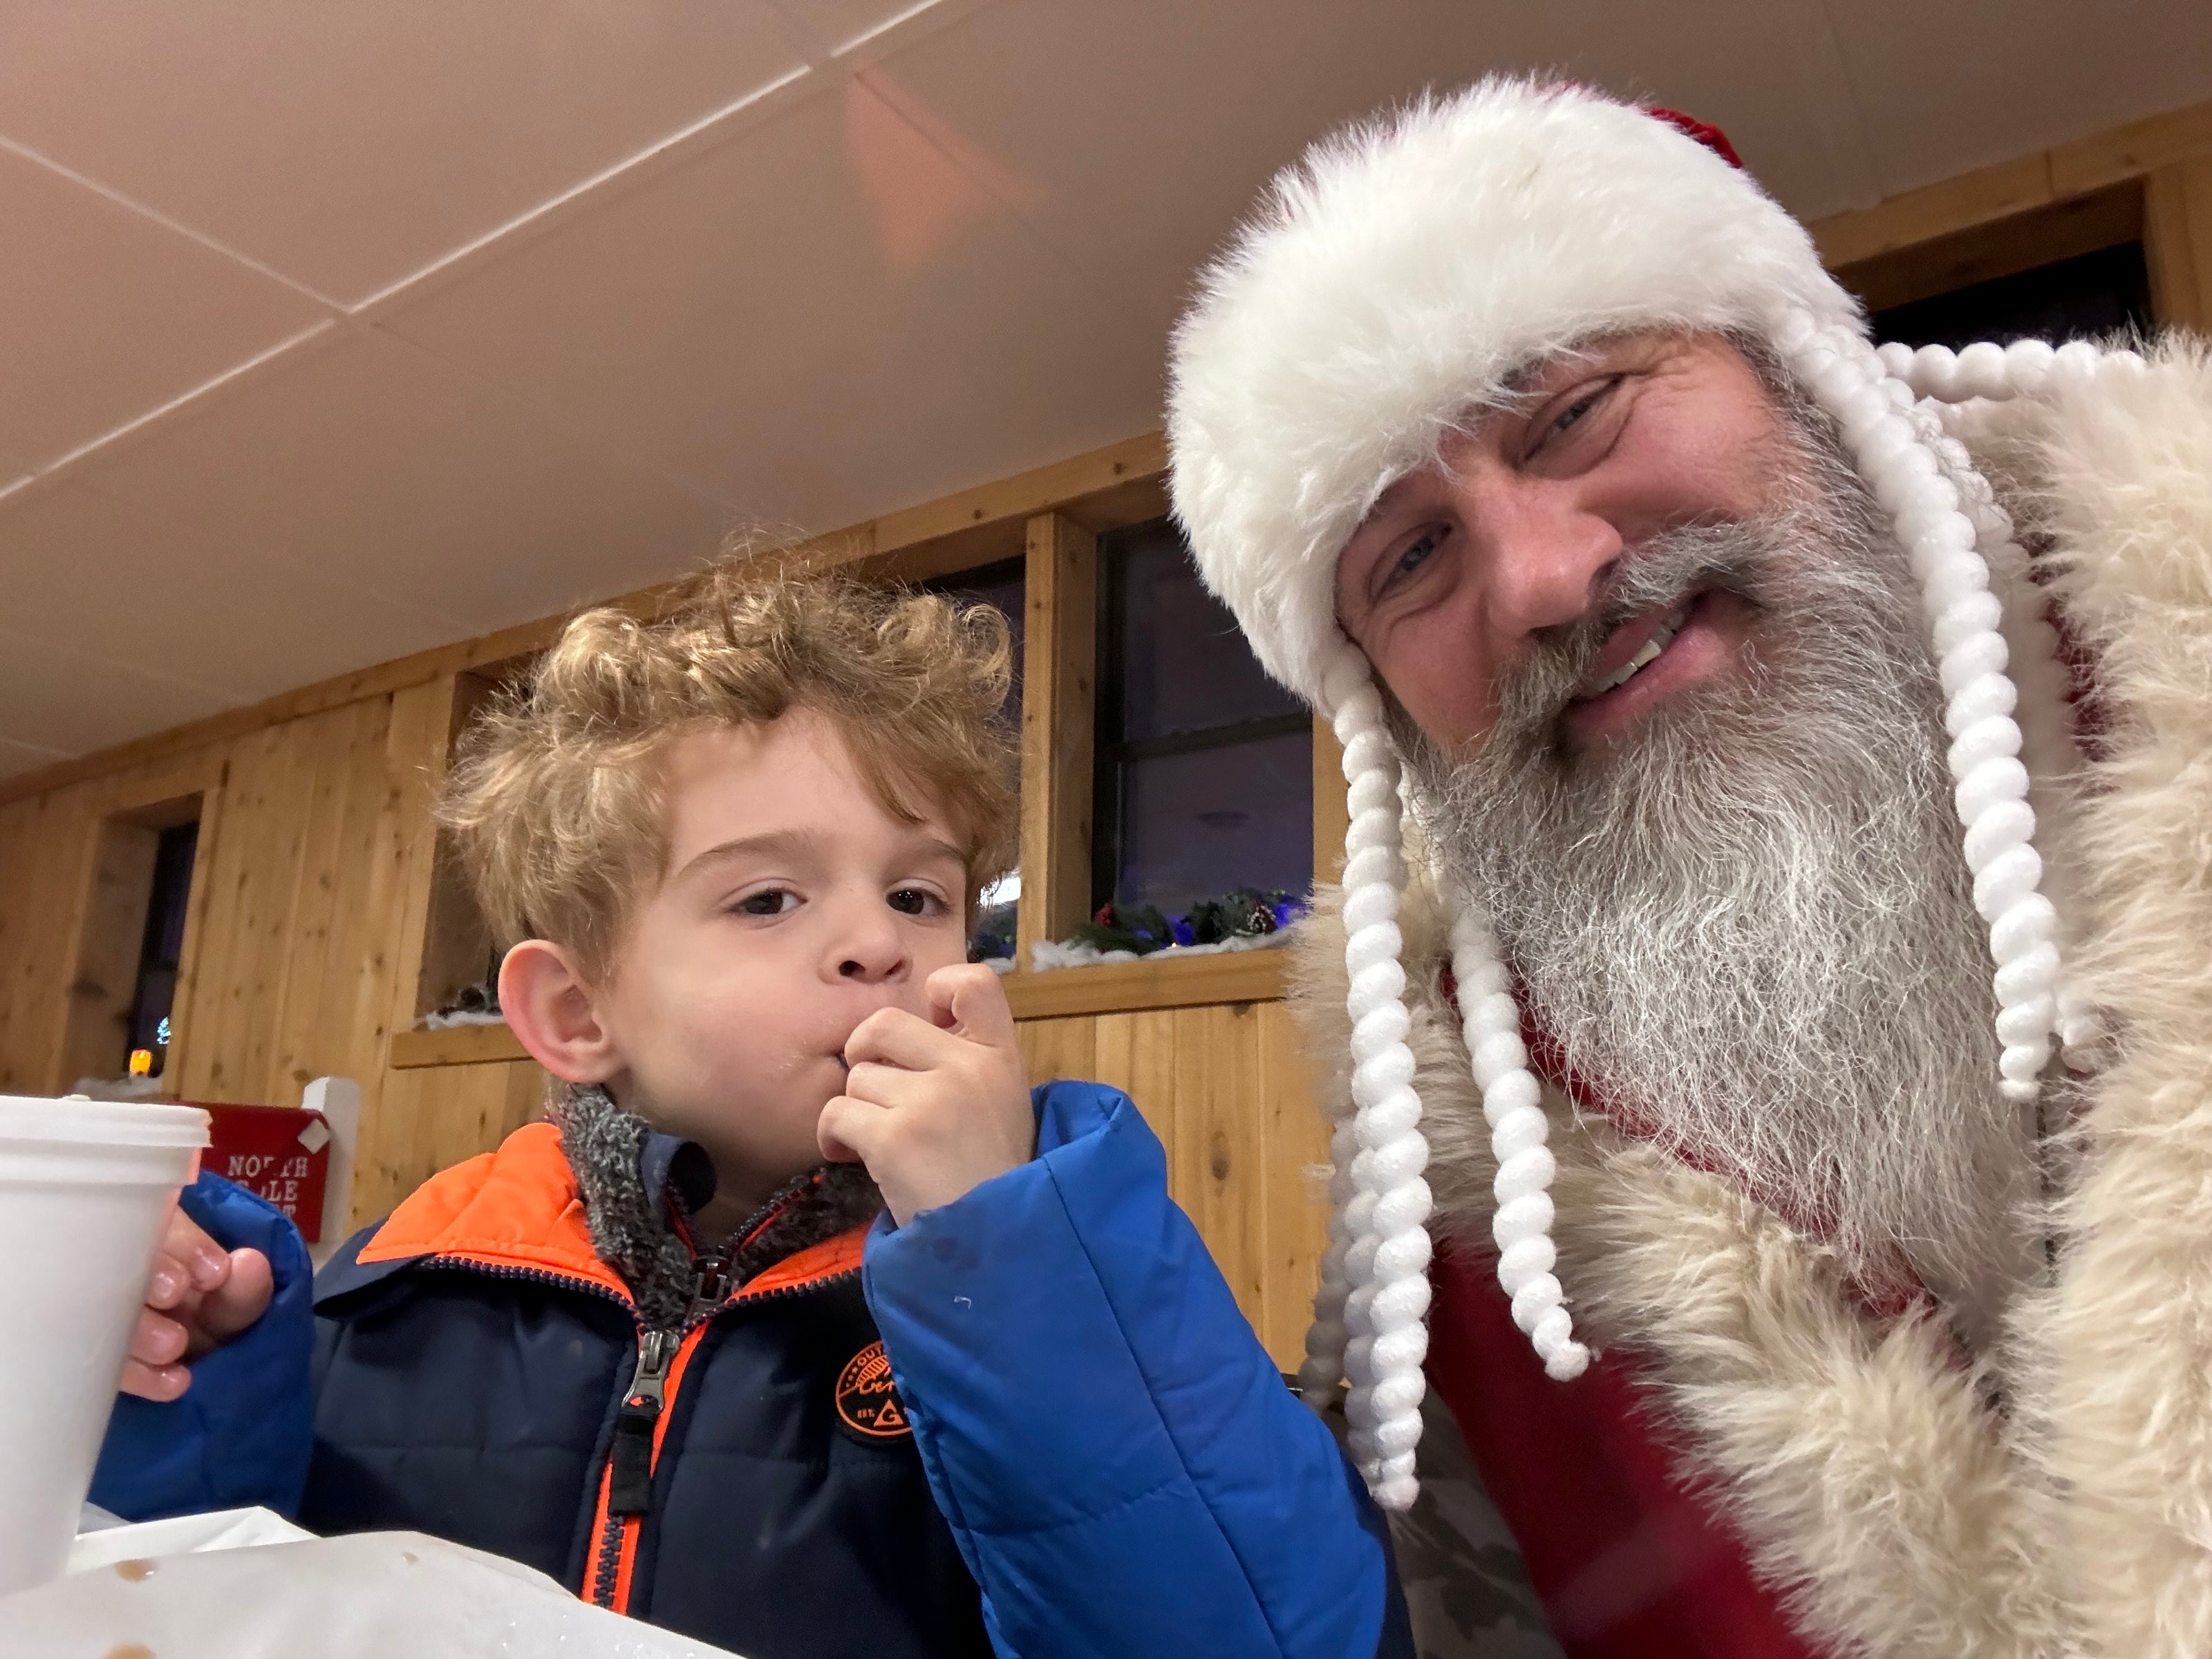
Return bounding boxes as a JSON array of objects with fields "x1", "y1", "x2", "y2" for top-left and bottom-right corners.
[{"x1": 1398, "y1": 407, "x2": 2039, "y2": 1318}]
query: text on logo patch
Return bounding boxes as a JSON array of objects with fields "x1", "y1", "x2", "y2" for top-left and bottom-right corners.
[{"x1": 835, "y1": 1340, "x2": 911, "y2": 1439}]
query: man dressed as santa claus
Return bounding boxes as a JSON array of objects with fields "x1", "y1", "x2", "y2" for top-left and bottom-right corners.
[{"x1": 1169, "y1": 77, "x2": 2212, "y2": 1659}]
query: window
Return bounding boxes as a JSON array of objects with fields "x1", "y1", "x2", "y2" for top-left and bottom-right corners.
[
  {"x1": 919, "y1": 556, "x2": 1025, "y2": 962},
  {"x1": 1091, "y1": 516, "x2": 1311, "y2": 919},
  {"x1": 125, "y1": 821, "x2": 199, "y2": 1076},
  {"x1": 1873, "y1": 241, "x2": 2153, "y2": 349}
]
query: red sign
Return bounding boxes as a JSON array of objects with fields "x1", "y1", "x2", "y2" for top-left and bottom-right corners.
[{"x1": 192, "y1": 1102, "x2": 334, "y2": 1242}]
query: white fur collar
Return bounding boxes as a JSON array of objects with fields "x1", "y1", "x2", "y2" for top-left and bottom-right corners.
[{"x1": 1287, "y1": 338, "x2": 2212, "y2": 1658}]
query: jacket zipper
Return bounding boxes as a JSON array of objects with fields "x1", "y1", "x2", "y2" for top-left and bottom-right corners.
[{"x1": 579, "y1": 1235, "x2": 863, "y2": 1611}]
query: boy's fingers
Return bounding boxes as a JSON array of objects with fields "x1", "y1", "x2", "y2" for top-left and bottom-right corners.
[
  {"x1": 926, "y1": 964, "x2": 1018, "y2": 1050},
  {"x1": 118, "y1": 1356, "x2": 191, "y2": 1403},
  {"x1": 841, "y1": 1060, "x2": 928, "y2": 1112},
  {"x1": 144, "y1": 1254, "x2": 190, "y2": 1311},
  {"x1": 162, "y1": 1208, "x2": 232, "y2": 1291},
  {"x1": 816, "y1": 1094, "x2": 888, "y2": 1165},
  {"x1": 843, "y1": 1006, "x2": 958, "y2": 1072},
  {"x1": 195, "y1": 1248, "x2": 273, "y2": 1345},
  {"x1": 128, "y1": 1306, "x2": 189, "y2": 1369}
]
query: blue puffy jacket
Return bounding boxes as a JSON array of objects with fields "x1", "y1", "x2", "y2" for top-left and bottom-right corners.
[{"x1": 94, "y1": 1080, "x2": 1408, "y2": 1658}]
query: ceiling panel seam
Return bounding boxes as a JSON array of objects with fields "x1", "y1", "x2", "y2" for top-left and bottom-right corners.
[
  {"x1": 0, "y1": 133, "x2": 348, "y2": 312},
  {"x1": 0, "y1": 617, "x2": 243, "y2": 705},
  {"x1": 0, "y1": 321, "x2": 338, "y2": 514}
]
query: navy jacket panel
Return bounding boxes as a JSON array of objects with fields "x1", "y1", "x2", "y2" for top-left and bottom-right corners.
[
  {"x1": 303, "y1": 1245, "x2": 637, "y2": 1588},
  {"x1": 630, "y1": 1287, "x2": 988, "y2": 1658}
]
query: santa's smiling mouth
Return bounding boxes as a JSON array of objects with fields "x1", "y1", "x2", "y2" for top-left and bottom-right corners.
[{"x1": 1573, "y1": 595, "x2": 1699, "y2": 703}]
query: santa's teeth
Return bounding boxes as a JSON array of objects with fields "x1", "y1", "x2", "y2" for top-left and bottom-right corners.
[{"x1": 1591, "y1": 606, "x2": 1689, "y2": 695}]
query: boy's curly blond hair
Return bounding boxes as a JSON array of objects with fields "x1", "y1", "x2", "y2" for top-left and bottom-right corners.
[{"x1": 438, "y1": 562, "x2": 1018, "y2": 980}]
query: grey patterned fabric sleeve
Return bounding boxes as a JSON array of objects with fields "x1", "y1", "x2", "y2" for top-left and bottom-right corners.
[{"x1": 1386, "y1": 1391, "x2": 1564, "y2": 1659}]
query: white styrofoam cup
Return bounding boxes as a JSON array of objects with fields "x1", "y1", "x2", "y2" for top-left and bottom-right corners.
[{"x1": 0, "y1": 1094, "x2": 208, "y2": 1597}]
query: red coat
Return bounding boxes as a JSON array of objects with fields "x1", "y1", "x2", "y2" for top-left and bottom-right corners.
[{"x1": 1427, "y1": 1245, "x2": 1826, "y2": 1658}]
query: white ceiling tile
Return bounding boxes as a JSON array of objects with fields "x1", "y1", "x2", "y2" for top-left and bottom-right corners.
[
  {"x1": 1821, "y1": 0, "x2": 2212, "y2": 196},
  {"x1": 770, "y1": 0, "x2": 948, "y2": 57},
  {"x1": 0, "y1": 144, "x2": 328, "y2": 473},
  {"x1": 0, "y1": 1, "x2": 816, "y2": 306},
  {"x1": 82, "y1": 327, "x2": 735, "y2": 634},
  {"x1": 379, "y1": 82, "x2": 1163, "y2": 534},
  {"x1": 0, "y1": 624, "x2": 236, "y2": 758},
  {"x1": 862, "y1": 0, "x2": 1876, "y2": 358},
  {"x1": 0, "y1": 477, "x2": 460, "y2": 702}
]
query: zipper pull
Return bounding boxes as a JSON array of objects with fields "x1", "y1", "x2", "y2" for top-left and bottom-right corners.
[
  {"x1": 686, "y1": 1249, "x2": 735, "y2": 1326},
  {"x1": 608, "y1": 1329, "x2": 676, "y2": 1517}
]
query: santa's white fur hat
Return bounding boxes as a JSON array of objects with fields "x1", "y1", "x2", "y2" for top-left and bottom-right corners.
[
  {"x1": 1168, "y1": 74, "x2": 2106, "y2": 1509},
  {"x1": 1169, "y1": 77, "x2": 1857, "y2": 707}
]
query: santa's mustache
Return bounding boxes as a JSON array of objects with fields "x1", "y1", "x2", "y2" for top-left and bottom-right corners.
[{"x1": 1486, "y1": 518, "x2": 1780, "y2": 758}]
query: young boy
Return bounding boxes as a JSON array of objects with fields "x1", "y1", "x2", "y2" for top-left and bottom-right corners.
[{"x1": 95, "y1": 565, "x2": 1406, "y2": 1658}]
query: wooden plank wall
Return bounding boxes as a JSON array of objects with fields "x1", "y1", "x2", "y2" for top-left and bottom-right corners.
[
  {"x1": 1021, "y1": 1000, "x2": 1331, "y2": 1369},
  {"x1": 0, "y1": 690, "x2": 469, "y2": 1235}
]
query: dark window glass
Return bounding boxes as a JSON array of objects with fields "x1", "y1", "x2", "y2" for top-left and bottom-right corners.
[
  {"x1": 1094, "y1": 517, "x2": 1311, "y2": 917},
  {"x1": 127, "y1": 820, "x2": 198, "y2": 1074},
  {"x1": 920, "y1": 558, "x2": 1024, "y2": 959},
  {"x1": 1873, "y1": 241, "x2": 2151, "y2": 350}
]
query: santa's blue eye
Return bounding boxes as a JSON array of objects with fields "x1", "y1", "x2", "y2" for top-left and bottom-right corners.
[{"x1": 1387, "y1": 529, "x2": 1441, "y2": 588}]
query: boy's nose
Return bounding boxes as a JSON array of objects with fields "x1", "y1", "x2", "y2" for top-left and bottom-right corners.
[{"x1": 832, "y1": 905, "x2": 909, "y2": 984}]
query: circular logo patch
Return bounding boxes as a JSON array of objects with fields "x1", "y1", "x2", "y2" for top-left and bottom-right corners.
[{"x1": 835, "y1": 1340, "x2": 912, "y2": 1440}]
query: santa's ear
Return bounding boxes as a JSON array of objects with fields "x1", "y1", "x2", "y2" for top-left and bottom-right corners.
[{"x1": 499, "y1": 940, "x2": 620, "y2": 1083}]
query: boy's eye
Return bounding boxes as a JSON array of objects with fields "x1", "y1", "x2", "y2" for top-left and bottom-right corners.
[
  {"x1": 887, "y1": 887, "x2": 943, "y2": 917},
  {"x1": 733, "y1": 888, "x2": 797, "y2": 917}
]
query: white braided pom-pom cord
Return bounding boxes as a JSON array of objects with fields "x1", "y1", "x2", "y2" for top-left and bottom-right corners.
[
  {"x1": 1874, "y1": 337, "x2": 2148, "y2": 407},
  {"x1": 1918, "y1": 415, "x2": 2101, "y2": 1063},
  {"x1": 1777, "y1": 310, "x2": 2062, "y2": 1101},
  {"x1": 1302, "y1": 644, "x2": 1432, "y2": 1511},
  {"x1": 1447, "y1": 902, "x2": 1591, "y2": 1381},
  {"x1": 1875, "y1": 332, "x2": 2140, "y2": 1062}
]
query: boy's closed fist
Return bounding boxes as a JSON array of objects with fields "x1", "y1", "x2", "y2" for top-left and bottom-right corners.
[
  {"x1": 820, "y1": 964, "x2": 1035, "y2": 1226},
  {"x1": 120, "y1": 1207, "x2": 273, "y2": 1400}
]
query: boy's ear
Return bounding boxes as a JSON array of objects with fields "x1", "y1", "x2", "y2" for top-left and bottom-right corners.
[{"x1": 500, "y1": 941, "x2": 621, "y2": 1084}]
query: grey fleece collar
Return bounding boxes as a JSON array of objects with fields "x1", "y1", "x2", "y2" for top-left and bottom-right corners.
[{"x1": 547, "y1": 1082, "x2": 883, "y2": 1330}]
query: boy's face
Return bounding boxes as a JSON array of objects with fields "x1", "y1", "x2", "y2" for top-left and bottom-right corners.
[{"x1": 592, "y1": 708, "x2": 974, "y2": 1213}]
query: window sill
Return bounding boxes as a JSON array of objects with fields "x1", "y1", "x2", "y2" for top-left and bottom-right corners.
[
  {"x1": 388, "y1": 1022, "x2": 529, "y2": 1069},
  {"x1": 1002, "y1": 946, "x2": 1286, "y2": 1019},
  {"x1": 384, "y1": 950, "x2": 1291, "y2": 1071}
]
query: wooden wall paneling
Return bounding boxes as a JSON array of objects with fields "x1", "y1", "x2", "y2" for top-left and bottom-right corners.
[
  {"x1": 1014, "y1": 1013, "x2": 1098, "y2": 1091},
  {"x1": 54, "y1": 813, "x2": 159, "y2": 1089},
  {"x1": 267, "y1": 696, "x2": 391, "y2": 1100},
  {"x1": 1157, "y1": 1004, "x2": 1255, "y2": 1331},
  {"x1": 353, "y1": 677, "x2": 464, "y2": 1226},
  {"x1": 1831, "y1": 183, "x2": 2146, "y2": 317},
  {"x1": 169, "y1": 729, "x2": 273, "y2": 1098},
  {"x1": 0, "y1": 784, "x2": 104, "y2": 1091},
  {"x1": 182, "y1": 718, "x2": 319, "y2": 1102},
  {"x1": 1015, "y1": 512, "x2": 1098, "y2": 971},
  {"x1": 2146, "y1": 158, "x2": 2212, "y2": 331},
  {"x1": 1256, "y1": 1000, "x2": 1333, "y2": 1371},
  {"x1": 160, "y1": 753, "x2": 230, "y2": 1103},
  {"x1": 0, "y1": 794, "x2": 46, "y2": 1086},
  {"x1": 366, "y1": 1058, "x2": 543, "y2": 1224},
  {"x1": 1312, "y1": 714, "x2": 1348, "y2": 888}
]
